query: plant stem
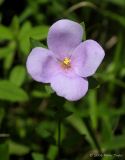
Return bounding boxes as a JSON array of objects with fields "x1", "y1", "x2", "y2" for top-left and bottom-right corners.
[{"x1": 58, "y1": 119, "x2": 61, "y2": 160}]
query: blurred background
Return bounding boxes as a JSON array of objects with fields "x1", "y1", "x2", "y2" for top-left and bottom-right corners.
[{"x1": 0, "y1": 0, "x2": 125, "y2": 160}]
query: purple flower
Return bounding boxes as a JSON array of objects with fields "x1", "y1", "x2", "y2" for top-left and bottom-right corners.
[{"x1": 26, "y1": 19, "x2": 105, "y2": 101}]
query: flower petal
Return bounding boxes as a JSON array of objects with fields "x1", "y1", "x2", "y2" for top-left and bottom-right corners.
[
  {"x1": 47, "y1": 19, "x2": 83, "y2": 59},
  {"x1": 51, "y1": 74, "x2": 88, "y2": 101},
  {"x1": 72, "y1": 40, "x2": 105, "y2": 77},
  {"x1": 26, "y1": 47, "x2": 60, "y2": 83}
]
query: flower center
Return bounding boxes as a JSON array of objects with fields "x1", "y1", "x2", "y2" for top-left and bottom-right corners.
[{"x1": 61, "y1": 57, "x2": 71, "y2": 69}]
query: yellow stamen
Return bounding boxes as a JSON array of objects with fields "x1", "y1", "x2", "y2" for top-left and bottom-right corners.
[
  {"x1": 63, "y1": 57, "x2": 71, "y2": 65},
  {"x1": 61, "y1": 57, "x2": 71, "y2": 69}
]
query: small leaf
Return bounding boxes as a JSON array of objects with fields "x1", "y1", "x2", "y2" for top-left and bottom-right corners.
[
  {"x1": 0, "y1": 25, "x2": 13, "y2": 40},
  {"x1": 19, "y1": 22, "x2": 32, "y2": 54},
  {"x1": 47, "y1": 145, "x2": 58, "y2": 160},
  {"x1": 19, "y1": 23, "x2": 48, "y2": 54},
  {"x1": 81, "y1": 21, "x2": 86, "y2": 40},
  {"x1": 10, "y1": 16, "x2": 20, "y2": 35},
  {"x1": 4, "y1": 52, "x2": 15, "y2": 70},
  {"x1": 0, "y1": 80, "x2": 29, "y2": 102},
  {"x1": 32, "y1": 90, "x2": 50, "y2": 98},
  {"x1": 9, "y1": 65, "x2": 26, "y2": 87},
  {"x1": 9, "y1": 140, "x2": 30, "y2": 156},
  {"x1": 32, "y1": 152, "x2": 44, "y2": 160},
  {"x1": 45, "y1": 85, "x2": 55, "y2": 94},
  {"x1": 0, "y1": 42, "x2": 15, "y2": 60},
  {"x1": 36, "y1": 121, "x2": 56, "y2": 138},
  {"x1": 30, "y1": 25, "x2": 49, "y2": 40}
]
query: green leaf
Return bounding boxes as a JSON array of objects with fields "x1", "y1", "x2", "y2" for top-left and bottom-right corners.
[
  {"x1": 66, "y1": 114, "x2": 95, "y2": 148},
  {"x1": 10, "y1": 16, "x2": 20, "y2": 34},
  {"x1": 45, "y1": 85, "x2": 55, "y2": 94},
  {"x1": 9, "y1": 140, "x2": 30, "y2": 156},
  {"x1": 101, "y1": 116, "x2": 113, "y2": 142},
  {"x1": 4, "y1": 51, "x2": 15, "y2": 71},
  {"x1": 32, "y1": 152, "x2": 44, "y2": 160},
  {"x1": 0, "y1": 80, "x2": 29, "y2": 102},
  {"x1": 0, "y1": 41, "x2": 16, "y2": 61},
  {"x1": 9, "y1": 65, "x2": 26, "y2": 87},
  {"x1": 47, "y1": 145, "x2": 58, "y2": 160},
  {"x1": 19, "y1": 23, "x2": 48, "y2": 54},
  {"x1": 0, "y1": 45, "x2": 14, "y2": 60},
  {"x1": 36, "y1": 121, "x2": 56, "y2": 138},
  {"x1": 80, "y1": 21, "x2": 86, "y2": 40},
  {"x1": 0, "y1": 0, "x2": 4, "y2": 5},
  {"x1": 19, "y1": 22, "x2": 32, "y2": 54},
  {"x1": 30, "y1": 25, "x2": 49, "y2": 40},
  {"x1": 31, "y1": 90, "x2": 50, "y2": 98},
  {"x1": 0, "y1": 25, "x2": 13, "y2": 40},
  {"x1": 102, "y1": 135, "x2": 125, "y2": 150},
  {"x1": 88, "y1": 90, "x2": 98, "y2": 129}
]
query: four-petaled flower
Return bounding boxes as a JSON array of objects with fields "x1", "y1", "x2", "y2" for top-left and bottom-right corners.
[{"x1": 26, "y1": 19, "x2": 105, "y2": 101}]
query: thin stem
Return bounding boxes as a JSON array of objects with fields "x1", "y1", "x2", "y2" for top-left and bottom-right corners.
[{"x1": 58, "y1": 119, "x2": 61, "y2": 160}]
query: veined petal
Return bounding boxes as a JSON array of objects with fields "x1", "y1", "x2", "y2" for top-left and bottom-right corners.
[
  {"x1": 51, "y1": 74, "x2": 88, "y2": 101},
  {"x1": 47, "y1": 19, "x2": 83, "y2": 59},
  {"x1": 26, "y1": 47, "x2": 60, "y2": 83},
  {"x1": 72, "y1": 40, "x2": 105, "y2": 77}
]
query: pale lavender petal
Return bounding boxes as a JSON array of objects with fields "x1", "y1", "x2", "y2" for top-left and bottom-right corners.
[
  {"x1": 51, "y1": 74, "x2": 88, "y2": 101},
  {"x1": 47, "y1": 19, "x2": 83, "y2": 59},
  {"x1": 71, "y1": 40, "x2": 105, "y2": 77},
  {"x1": 26, "y1": 47, "x2": 61, "y2": 83}
]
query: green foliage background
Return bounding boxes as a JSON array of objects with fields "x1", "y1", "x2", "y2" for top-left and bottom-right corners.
[{"x1": 0, "y1": 0, "x2": 125, "y2": 159}]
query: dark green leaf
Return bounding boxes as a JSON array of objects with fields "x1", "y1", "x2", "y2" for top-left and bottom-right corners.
[
  {"x1": 32, "y1": 152, "x2": 44, "y2": 160},
  {"x1": 0, "y1": 140, "x2": 9, "y2": 160},
  {"x1": 36, "y1": 121, "x2": 56, "y2": 138}
]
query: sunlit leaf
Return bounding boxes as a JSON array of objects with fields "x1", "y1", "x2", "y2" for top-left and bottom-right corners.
[
  {"x1": 9, "y1": 65, "x2": 26, "y2": 87},
  {"x1": 0, "y1": 25, "x2": 13, "y2": 40}
]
